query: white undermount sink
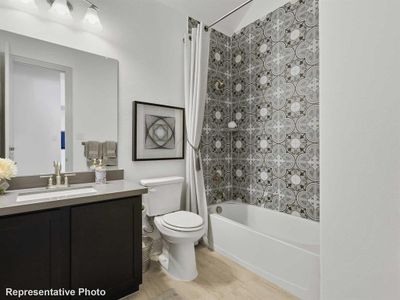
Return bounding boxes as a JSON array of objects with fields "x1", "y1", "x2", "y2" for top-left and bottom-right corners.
[{"x1": 16, "y1": 187, "x2": 98, "y2": 202}]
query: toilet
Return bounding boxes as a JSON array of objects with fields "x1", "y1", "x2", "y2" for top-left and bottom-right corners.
[{"x1": 140, "y1": 176, "x2": 204, "y2": 281}]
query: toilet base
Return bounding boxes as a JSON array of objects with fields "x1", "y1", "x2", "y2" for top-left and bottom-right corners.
[{"x1": 158, "y1": 241, "x2": 198, "y2": 281}]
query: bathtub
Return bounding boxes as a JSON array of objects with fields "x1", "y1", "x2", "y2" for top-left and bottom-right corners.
[{"x1": 208, "y1": 201, "x2": 320, "y2": 300}]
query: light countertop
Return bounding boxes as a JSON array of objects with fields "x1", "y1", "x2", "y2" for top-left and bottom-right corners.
[{"x1": 0, "y1": 180, "x2": 147, "y2": 217}]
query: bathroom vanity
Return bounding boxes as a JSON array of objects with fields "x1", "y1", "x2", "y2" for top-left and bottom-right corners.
[
  {"x1": 0, "y1": 28, "x2": 144, "y2": 299},
  {"x1": 0, "y1": 181, "x2": 147, "y2": 299}
]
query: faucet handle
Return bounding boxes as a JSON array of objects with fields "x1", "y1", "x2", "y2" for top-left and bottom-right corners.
[
  {"x1": 40, "y1": 175, "x2": 54, "y2": 189},
  {"x1": 63, "y1": 173, "x2": 76, "y2": 187}
]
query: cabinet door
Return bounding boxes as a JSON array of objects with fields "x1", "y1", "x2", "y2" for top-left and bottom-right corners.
[
  {"x1": 70, "y1": 197, "x2": 141, "y2": 299},
  {"x1": 0, "y1": 209, "x2": 69, "y2": 291}
]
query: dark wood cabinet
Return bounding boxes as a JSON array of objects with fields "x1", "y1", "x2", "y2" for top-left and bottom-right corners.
[
  {"x1": 71, "y1": 198, "x2": 142, "y2": 299},
  {"x1": 0, "y1": 209, "x2": 69, "y2": 291},
  {"x1": 0, "y1": 196, "x2": 142, "y2": 299}
]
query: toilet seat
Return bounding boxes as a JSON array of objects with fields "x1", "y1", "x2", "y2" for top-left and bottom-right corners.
[{"x1": 160, "y1": 211, "x2": 204, "y2": 232}]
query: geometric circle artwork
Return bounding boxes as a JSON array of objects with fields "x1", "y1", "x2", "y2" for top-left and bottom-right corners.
[{"x1": 145, "y1": 114, "x2": 175, "y2": 149}]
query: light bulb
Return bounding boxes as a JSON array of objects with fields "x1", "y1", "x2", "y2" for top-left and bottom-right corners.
[
  {"x1": 49, "y1": 0, "x2": 71, "y2": 19},
  {"x1": 83, "y1": 5, "x2": 102, "y2": 31}
]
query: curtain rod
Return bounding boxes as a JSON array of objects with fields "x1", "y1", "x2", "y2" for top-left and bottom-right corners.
[{"x1": 205, "y1": 0, "x2": 254, "y2": 31}]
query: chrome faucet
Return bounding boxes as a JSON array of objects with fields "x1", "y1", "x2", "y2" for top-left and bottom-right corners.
[
  {"x1": 40, "y1": 161, "x2": 75, "y2": 189},
  {"x1": 54, "y1": 161, "x2": 62, "y2": 186}
]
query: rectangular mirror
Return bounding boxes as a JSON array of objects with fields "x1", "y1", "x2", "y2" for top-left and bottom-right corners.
[{"x1": 0, "y1": 30, "x2": 118, "y2": 176}]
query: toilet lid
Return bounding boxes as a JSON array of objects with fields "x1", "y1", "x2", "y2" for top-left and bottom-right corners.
[{"x1": 162, "y1": 211, "x2": 203, "y2": 231}]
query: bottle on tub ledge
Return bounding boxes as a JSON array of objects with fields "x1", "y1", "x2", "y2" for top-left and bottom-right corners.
[{"x1": 90, "y1": 158, "x2": 107, "y2": 184}]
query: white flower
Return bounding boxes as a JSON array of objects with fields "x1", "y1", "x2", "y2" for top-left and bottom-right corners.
[{"x1": 0, "y1": 158, "x2": 17, "y2": 180}]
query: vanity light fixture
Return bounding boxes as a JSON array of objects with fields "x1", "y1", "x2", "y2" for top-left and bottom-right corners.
[
  {"x1": 83, "y1": 3, "x2": 103, "y2": 31},
  {"x1": 49, "y1": 0, "x2": 72, "y2": 19},
  {"x1": 46, "y1": 0, "x2": 103, "y2": 31}
]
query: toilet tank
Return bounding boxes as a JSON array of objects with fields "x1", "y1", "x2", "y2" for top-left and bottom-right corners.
[{"x1": 140, "y1": 176, "x2": 184, "y2": 217}]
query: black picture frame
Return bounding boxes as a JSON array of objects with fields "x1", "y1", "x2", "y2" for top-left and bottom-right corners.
[{"x1": 133, "y1": 101, "x2": 185, "y2": 161}]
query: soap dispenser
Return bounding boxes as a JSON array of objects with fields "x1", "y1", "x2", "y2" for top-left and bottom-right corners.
[{"x1": 95, "y1": 159, "x2": 107, "y2": 184}]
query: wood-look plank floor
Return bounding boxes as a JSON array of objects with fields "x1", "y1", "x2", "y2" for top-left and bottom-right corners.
[{"x1": 125, "y1": 245, "x2": 298, "y2": 300}]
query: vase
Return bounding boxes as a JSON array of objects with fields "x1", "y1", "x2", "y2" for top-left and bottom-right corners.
[{"x1": 0, "y1": 179, "x2": 10, "y2": 195}]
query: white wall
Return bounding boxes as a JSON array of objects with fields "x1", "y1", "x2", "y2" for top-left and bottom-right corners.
[
  {"x1": 234, "y1": 0, "x2": 287, "y2": 33},
  {"x1": 155, "y1": 0, "x2": 246, "y2": 36},
  {"x1": 320, "y1": 0, "x2": 400, "y2": 299},
  {"x1": 155, "y1": 0, "x2": 288, "y2": 36},
  {"x1": 0, "y1": 0, "x2": 187, "y2": 182}
]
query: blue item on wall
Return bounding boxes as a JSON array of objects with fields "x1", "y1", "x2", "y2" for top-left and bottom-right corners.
[{"x1": 61, "y1": 131, "x2": 65, "y2": 150}]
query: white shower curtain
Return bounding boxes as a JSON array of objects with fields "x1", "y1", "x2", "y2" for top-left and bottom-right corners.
[{"x1": 184, "y1": 23, "x2": 210, "y2": 244}]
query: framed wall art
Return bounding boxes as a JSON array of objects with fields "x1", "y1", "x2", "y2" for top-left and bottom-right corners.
[{"x1": 133, "y1": 101, "x2": 185, "y2": 161}]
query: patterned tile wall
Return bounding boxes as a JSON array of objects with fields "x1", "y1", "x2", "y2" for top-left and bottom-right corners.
[
  {"x1": 230, "y1": 0, "x2": 319, "y2": 221},
  {"x1": 189, "y1": 0, "x2": 319, "y2": 221},
  {"x1": 188, "y1": 18, "x2": 233, "y2": 206}
]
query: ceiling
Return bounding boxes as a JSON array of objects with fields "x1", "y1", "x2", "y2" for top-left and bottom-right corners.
[
  {"x1": 154, "y1": 0, "x2": 253, "y2": 36},
  {"x1": 155, "y1": 0, "x2": 288, "y2": 36}
]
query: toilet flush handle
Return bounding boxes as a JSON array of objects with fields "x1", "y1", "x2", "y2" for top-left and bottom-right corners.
[{"x1": 148, "y1": 188, "x2": 157, "y2": 193}]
